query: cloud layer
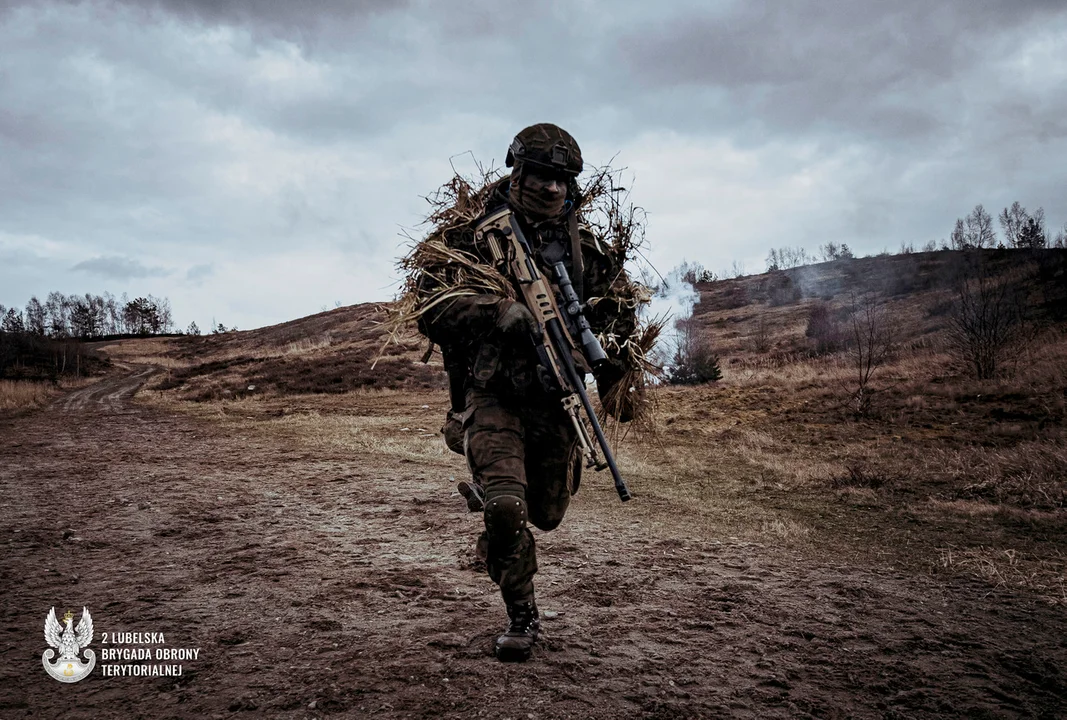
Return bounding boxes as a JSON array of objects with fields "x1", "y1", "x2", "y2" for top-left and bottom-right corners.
[{"x1": 2, "y1": 0, "x2": 1065, "y2": 329}]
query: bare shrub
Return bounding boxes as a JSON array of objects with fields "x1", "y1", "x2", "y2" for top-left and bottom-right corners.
[
  {"x1": 925, "y1": 295, "x2": 954, "y2": 318},
  {"x1": 831, "y1": 463, "x2": 888, "y2": 490},
  {"x1": 947, "y1": 253, "x2": 1035, "y2": 379},
  {"x1": 804, "y1": 301, "x2": 848, "y2": 355},
  {"x1": 721, "y1": 284, "x2": 749, "y2": 309},
  {"x1": 766, "y1": 271, "x2": 801, "y2": 307},
  {"x1": 752, "y1": 316, "x2": 771, "y2": 353},
  {"x1": 846, "y1": 291, "x2": 894, "y2": 416}
]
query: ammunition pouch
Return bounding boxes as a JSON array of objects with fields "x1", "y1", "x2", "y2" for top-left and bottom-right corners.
[
  {"x1": 472, "y1": 342, "x2": 501, "y2": 387},
  {"x1": 441, "y1": 408, "x2": 467, "y2": 455}
]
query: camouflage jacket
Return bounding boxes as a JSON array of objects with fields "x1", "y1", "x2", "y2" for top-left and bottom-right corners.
[{"x1": 415, "y1": 178, "x2": 638, "y2": 408}]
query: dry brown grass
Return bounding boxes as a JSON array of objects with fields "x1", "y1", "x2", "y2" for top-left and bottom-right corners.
[
  {"x1": 0, "y1": 377, "x2": 98, "y2": 413},
  {"x1": 108, "y1": 248, "x2": 1067, "y2": 602},
  {"x1": 91, "y1": 337, "x2": 191, "y2": 368},
  {"x1": 936, "y1": 545, "x2": 1066, "y2": 605},
  {"x1": 0, "y1": 380, "x2": 57, "y2": 412},
  {"x1": 937, "y1": 442, "x2": 1067, "y2": 508}
]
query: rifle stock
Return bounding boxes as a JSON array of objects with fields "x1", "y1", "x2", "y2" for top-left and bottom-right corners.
[{"x1": 474, "y1": 208, "x2": 631, "y2": 502}]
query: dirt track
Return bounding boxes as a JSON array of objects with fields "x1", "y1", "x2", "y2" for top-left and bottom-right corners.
[{"x1": 1, "y1": 367, "x2": 1065, "y2": 719}]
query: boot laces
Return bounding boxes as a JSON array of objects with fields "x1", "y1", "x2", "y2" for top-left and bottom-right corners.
[{"x1": 508, "y1": 603, "x2": 538, "y2": 633}]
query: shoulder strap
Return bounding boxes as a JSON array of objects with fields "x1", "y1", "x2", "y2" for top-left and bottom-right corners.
[{"x1": 567, "y1": 210, "x2": 584, "y2": 302}]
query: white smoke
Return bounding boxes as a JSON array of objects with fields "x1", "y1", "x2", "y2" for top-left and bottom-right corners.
[{"x1": 641, "y1": 264, "x2": 701, "y2": 375}]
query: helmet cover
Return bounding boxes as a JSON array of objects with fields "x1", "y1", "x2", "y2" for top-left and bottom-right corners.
[{"x1": 505, "y1": 123, "x2": 583, "y2": 177}]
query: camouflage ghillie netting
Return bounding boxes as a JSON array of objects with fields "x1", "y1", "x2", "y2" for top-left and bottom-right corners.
[{"x1": 384, "y1": 162, "x2": 665, "y2": 430}]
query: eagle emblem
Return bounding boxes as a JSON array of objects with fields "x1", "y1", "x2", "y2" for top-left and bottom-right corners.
[{"x1": 42, "y1": 606, "x2": 96, "y2": 682}]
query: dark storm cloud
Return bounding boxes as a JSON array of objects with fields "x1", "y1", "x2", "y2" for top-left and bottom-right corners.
[
  {"x1": 2, "y1": 0, "x2": 1066, "y2": 330},
  {"x1": 71, "y1": 256, "x2": 169, "y2": 280},
  {"x1": 0, "y1": 0, "x2": 410, "y2": 39},
  {"x1": 147, "y1": 0, "x2": 402, "y2": 22},
  {"x1": 129, "y1": 0, "x2": 410, "y2": 51},
  {"x1": 623, "y1": 0, "x2": 1067, "y2": 141}
]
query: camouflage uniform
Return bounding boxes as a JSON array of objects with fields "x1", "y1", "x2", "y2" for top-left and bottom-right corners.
[{"x1": 415, "y1": 124, "x2": 637, "y2": 658}]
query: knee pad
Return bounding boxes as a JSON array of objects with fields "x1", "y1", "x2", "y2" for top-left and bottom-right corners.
[{"x1": 484, "y1": 493, "x2": 528, "y2": 544}]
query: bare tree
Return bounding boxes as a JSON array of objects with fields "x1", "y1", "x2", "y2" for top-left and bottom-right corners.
[
  {"x1": 947, "y1": 254, "x2": 1033, "y2": 379},
  {"x1": 151, "y1": 295, "x2": 174, "y2": 332},
  {"x1": 766, "y1": 248, "x2": 781, "y2": 271},
  {"x1": 666, "y1": 259, "x2": 716, "y2": 286},
  {"x1": 964, "y1": 204, "x2": 997, "y2": 248},
  {"x1": 1053, "y1": 223, "x2": 1067, "y2": 249},
  {"x1": 1033, "y1": 207, "x2": 1047, "y2": 236},
  {"x1": 24, "y1": 297, "x2": 46, "y2": 335},
  {"x1": 950, "y1": 218, "x2": 968, "y2": 250},
  {"x1": 767, "y1": 246, "x2": 815, "y2": 270},
  {"x1": 999, "y1": 201, "x2": 1028, "y2": 247},
  {"x1": 846, "y1": 291, "x2": 894, "y2": 416},
  {"x1": 103, "y1": 292, "x2": 121, "y2": 334},
  {"x1": 44, "y1": 291, "x2": 69, "y2": 337}
]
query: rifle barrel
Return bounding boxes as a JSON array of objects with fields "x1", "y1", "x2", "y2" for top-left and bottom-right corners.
[{"x1": 547, "y1": 319, "x2": 631, "y2": 502}]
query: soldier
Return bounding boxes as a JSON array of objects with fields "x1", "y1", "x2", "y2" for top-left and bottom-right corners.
[{"x1": 415, "y1": 123, "x2": 639, "y2": 662}]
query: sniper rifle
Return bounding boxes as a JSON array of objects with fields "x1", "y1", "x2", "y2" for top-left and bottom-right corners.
[{"x1": 474, "y1": 208, "x2": 631, "y2": 502}]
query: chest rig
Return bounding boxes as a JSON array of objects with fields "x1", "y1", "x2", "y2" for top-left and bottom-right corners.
[{"x1": 474, "y1": 208, "x2": 585, "y2": 303}]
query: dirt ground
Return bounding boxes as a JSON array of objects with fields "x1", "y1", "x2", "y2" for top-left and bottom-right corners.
[{"x1": 1, "y1": 365, "x2": 1065, "y2": 719}]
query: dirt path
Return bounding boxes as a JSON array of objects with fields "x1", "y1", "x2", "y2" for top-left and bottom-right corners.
[{"x1": 1, "y1": 367, "x2": 1064, "y2": 719}]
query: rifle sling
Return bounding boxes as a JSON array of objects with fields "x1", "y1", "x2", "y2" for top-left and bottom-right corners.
[{"x1": 567, "y1": 210, "x2": 584, "y2": 302}]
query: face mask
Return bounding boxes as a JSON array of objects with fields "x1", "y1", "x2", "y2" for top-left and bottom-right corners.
[{"x1": 510, "y1": 167, "x2": 568, "y2": 221}]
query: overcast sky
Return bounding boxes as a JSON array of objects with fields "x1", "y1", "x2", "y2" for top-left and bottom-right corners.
[{"x1": 2, "y1": 0, "x2": 1065, "y2": 331}]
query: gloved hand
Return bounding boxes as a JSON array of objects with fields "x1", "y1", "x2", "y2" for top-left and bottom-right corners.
[{"x1": 495, "y1": 300, "x2": 537, "y2": 336}]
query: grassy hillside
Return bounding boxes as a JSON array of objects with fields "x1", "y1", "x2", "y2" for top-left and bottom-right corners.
[
  {"x1": 96, "y1": 302, "x2": 440, "y2": 402},
  {"x1": 88, "y1": 248, "x2": 1067, "y2": 604}
]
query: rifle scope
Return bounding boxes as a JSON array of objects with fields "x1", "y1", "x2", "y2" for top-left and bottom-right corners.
[{"x1": 552, "y1": 261, "x2": 607, "y2": 366}]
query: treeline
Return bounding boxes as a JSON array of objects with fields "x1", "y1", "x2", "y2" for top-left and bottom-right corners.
[
  {"x1": 950, "y1": 202, "x2": 1064, "y2": 250},
  {"x1": 767, "y1": 244, "x2": 855, "y2": 271},
  {"x1": 0, "y1": 332, "x2": 107, "y2": 381},
  {"x1": 758, "y1": 201, "x2": 1065, "y2": 273},
  {"x1": 0, "y1": 292, "x2": 174, "y2": 339}
]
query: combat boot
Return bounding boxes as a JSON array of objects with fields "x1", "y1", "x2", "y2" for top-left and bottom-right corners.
[
  {"x1": 457, "y1": 479, "x2": 485, "y2": 513},
  {"x1": 494, "y1": 601, "x2": 540, "y2": 662}
]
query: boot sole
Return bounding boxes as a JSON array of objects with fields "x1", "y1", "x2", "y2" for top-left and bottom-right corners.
[{"x1": 494, "y1": 644, "x2": 534, "y2": 662}]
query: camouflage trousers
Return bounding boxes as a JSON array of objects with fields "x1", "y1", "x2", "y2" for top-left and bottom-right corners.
[{"x1": 463, "y1": 387, "x2": 580, "y2": 604}]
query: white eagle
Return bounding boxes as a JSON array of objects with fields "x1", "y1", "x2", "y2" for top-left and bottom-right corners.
[{"x1": 44, "y1": 606, "x2": 93, "y2": 661}]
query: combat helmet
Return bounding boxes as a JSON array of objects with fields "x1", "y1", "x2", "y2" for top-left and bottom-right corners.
[{"x1": 505, "y1": 123, "x2": 583, "y2": 177}]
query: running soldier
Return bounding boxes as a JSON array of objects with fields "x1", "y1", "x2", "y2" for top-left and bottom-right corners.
[{"x1": 409, "y1": 123, "x2": 645, "y2": 661}]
